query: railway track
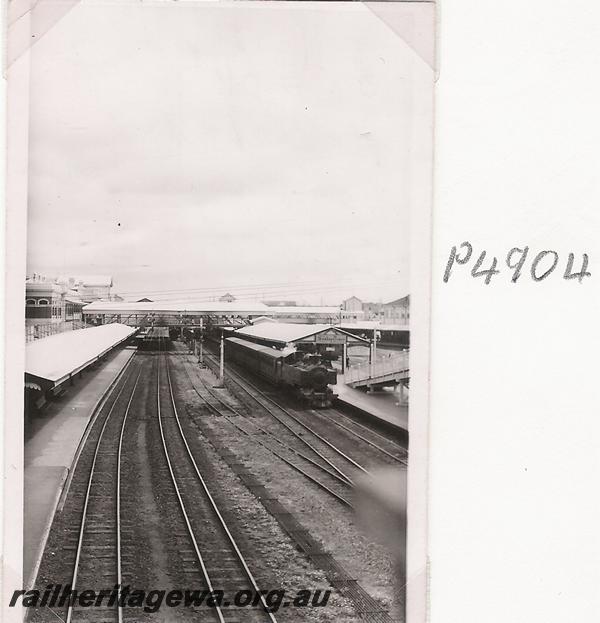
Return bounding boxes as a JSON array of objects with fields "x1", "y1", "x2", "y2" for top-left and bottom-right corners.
[
  {"x1": 65, "y1": 357, "x2": 142, "y2": 623},
  {"x1": 316, "y1": 407, "x2": 407, "y2": 465},
  {"x1": 201, "y1": 347, "x2": 406, "y2": 470},
  {"x1": 179, "y1": 356, "x2": 354, "y2": 508},
  {"x1": 186, "y1": 345, "x2": 404, "y2": 471},
  {"x1": 53, "y1": 345, "x2": 396, "y2": 623},
  {"x1": 173, "y1": 348, "x2": 400, "y2": 623},
  {"x1": 203, "y1": 353, "x2": 380, "y2": 482},
  {"x1": 157, "y1": 349, "x2": 278, "y2": 623},
  {"x1": 298, "y1": 406, "x2": 407, "y2": 467}
]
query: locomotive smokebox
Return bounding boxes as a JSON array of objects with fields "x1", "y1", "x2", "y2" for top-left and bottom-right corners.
[{"x1": 309, "y1": 366, "x2": 328, "y2": 389}]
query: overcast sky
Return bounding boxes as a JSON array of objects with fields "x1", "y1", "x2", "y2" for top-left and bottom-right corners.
[{"x1": 27, "y1": 1, "x2": 428, "y2": 304}]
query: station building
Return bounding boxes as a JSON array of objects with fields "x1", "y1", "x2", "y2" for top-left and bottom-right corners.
[
  {"x1": 62, "y1": 274, "x2": 113, "y2": 302},
  {"x1": 340, "y1": 294, "x2": 410, "y2": 324},
  {"x1": 25, "y1": 276, "x2": 87, "y2": 341},
  {"x1": 25, "y1": 278, "x2": 69, "y2": 325},
  {"x1": 382, "y1": 295, "x2": 410, "y2": 323},
  {"x1": 25, "y1": 274, "x2": 115, "y2": 341},
  {"x1": 341, "y1": 296, "x2": 364, "y2": 313}
]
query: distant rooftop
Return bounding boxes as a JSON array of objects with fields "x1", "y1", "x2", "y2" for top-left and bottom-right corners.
[
  {"x1": 340, "y1": 321, "x2": 410, "y2": 332},
  {"x1": 25, "y1": 280, "x2": 63, "y2": 292},
  {"x1": 262, "y1": 300, "x2": 297, "y2": 307},
  {"x1": 63, "y1": 275, "x2": 113, "y2": 287}
]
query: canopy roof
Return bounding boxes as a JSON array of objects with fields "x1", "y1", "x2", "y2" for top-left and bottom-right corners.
[
  {"x1": 26, "y1": 324, "x2": 136, "y2": 385},
  {"x1": 235, "y1": 322, "x2": 368, "y2": 345}
]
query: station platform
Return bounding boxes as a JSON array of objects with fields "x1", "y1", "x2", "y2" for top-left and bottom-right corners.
[
  {"x1": 23, "y1": 346, "x2": 136, "y2": 590},
  {"x1": 333, "y1": 373, "x2": 408, "y2": 434}
]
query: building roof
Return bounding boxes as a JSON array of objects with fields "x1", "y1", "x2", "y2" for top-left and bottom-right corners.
[
  {"x1": 57, "y1": 275, "x2": 113, "y2": 287},
  {"x1": 340, "y1": 322, "x2": 410, "y2": 332},
  {"x1": 234, "y1": 322, "x2": 367, "y2": 344},
  {"x1": 25, "y1": 281, "x2": 63, "y2": 293},
  {"x1": 76, "y1": 275, "x2": 114, "y2": 286},
  {"x1": 383, "y1": 295, "x2": 410, "y2": 307},
  {"x1": 262, "y1": 300, "x2": 297, "y2": 307},
  {"x1": 250, "y1": 316, "x2": 277, "y2": 324},
  {"x1": 25, "y1": 324, "x2": 136, "y2": 385},
  {"x1": 235, "y1": 322, "x2": 332, "y2": 343},
  {"x1": 260, "y1": 306, "x2": 339, "y2": 315}
]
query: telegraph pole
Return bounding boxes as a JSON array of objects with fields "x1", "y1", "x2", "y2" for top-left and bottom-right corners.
[
  {"x1": 219, "y1": 331, "x2": 224, "y2": 384},
  {"x1": 373, "y1": 327, "x2": 378, "y2": 361},
  {"x1": 198, "y1": 317, "x2": 204, "y2": 365}
]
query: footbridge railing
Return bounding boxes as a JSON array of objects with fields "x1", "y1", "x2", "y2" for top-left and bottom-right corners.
[{"x1": 345, "y1": 351, "x2": 409, "y2": 388}]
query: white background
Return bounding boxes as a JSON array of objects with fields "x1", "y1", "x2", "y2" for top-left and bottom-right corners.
[
  {"x1": 2, "y1": 1, "x2": 600, "y2": 622},
  {"x1": 431, "y1": 1, "x2": 600, "y2": 622}
]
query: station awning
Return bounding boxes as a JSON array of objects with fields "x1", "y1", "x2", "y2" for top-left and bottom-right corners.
[
  {"x1": 234, "y1": 322, "x2": 369, "y2": 346},
  {"x1": 25, "y1": 324, "x2": 136, "y2": 387}
]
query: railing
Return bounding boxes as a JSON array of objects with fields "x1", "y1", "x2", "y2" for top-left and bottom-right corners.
[
  {"x1": 345, "y1": 351, "x2": 410, "y2": 384},
  {"x1": 25, "y1": 320, "x2": 91, "y2": 343}
]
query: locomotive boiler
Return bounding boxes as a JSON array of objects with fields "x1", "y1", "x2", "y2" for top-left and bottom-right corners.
[{"x1": 225, "y1": 336, "x2": 337, "y2": 408}]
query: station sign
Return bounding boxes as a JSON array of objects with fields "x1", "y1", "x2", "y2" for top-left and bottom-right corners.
[{"x1": 314, "y1": 329, "x2": 347, "y2": 344}]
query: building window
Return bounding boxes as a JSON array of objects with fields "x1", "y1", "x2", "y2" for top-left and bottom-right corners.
[
  {"x1": 38, "y1": 299, "x2": 49, "y2": 305},
  {"x1": 26, "y1": 299, "x2": 36, "y2": 305}
]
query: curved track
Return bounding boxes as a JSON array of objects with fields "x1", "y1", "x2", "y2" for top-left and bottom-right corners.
[
  {"x1": 203, "y1": 353, "x2": 387, "y2": 480},
  {"x1": 204, "y1": 349, "x2": 406, "y2": 470},
  {"x1": 180, "y1": 356, "x2": 354, "y2": 508}
]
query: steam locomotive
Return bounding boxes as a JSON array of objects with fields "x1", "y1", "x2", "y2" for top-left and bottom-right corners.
[{"x1": 225, "y1": 336, "x2": 337, "y2": 408}]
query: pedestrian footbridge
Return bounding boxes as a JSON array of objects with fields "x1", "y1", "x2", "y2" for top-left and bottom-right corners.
[{"x1": 345, "y1": 352, "x2": 409, "y2": 390}]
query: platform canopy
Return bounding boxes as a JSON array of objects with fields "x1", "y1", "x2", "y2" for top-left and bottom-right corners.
[
  {"x1": 234, "y1": 322, "x2": 369, "y2": 346},
  {"x1": 26, "y1": 323, "x2": 136, "y2": 387}
]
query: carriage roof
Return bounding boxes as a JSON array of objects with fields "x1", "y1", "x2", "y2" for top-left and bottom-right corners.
[{"x1": 226, "y1": 336, "x2": 296, "y2": 360}]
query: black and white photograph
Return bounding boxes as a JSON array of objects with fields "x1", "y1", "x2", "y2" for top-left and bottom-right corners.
[
  {"x1": 5, "y1": 1, "x2": 434, "y2": 621},
  {"x1": 5, "y1": 2, "x2": 600, "y2": 623}
]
